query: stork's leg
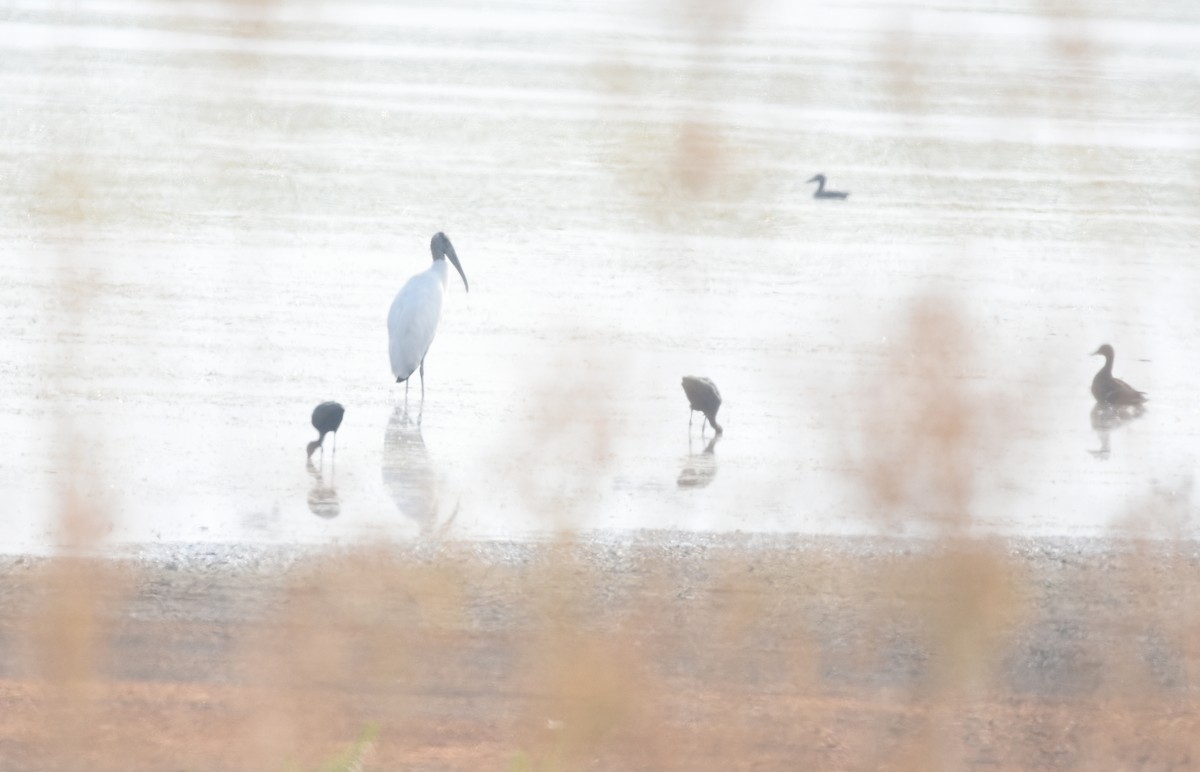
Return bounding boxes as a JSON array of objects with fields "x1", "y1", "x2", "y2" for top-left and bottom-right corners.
[
  {"x1": 701, "y1": 415, "x2": 708, "y2": 437},
  {"x1": 689, "y1": 410, "x2": 694, "y2": 431},
  {"x1": 332, "y1": 431, "x2": 337, "y2": 456},
  {"x1": 419, "y1": 359, "x2": 426, "y2": 401}
]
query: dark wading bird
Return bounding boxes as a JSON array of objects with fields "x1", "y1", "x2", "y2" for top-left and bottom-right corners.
[
  {"x1": 307, "y1": 401, "x2": 345, "y2": 460},
  {"x1": 1090, "y1": 344, "x2": 1147, "y2": 407},
  {"x1": 388, "y1": 232, "x2": 469, "y2": 400},
  {"x1": 806, "y1": 174, "x2": 849, "y2": 200},
  {"x1": 682, "y1": 376, "x2": 723, "y2": 435}
]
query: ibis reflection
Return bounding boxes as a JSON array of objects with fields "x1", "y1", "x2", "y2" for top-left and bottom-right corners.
[
  {"x1": 306, "y1": 459, "x2": 340, "y2": 519},
  {"x1": 677, "y1": 434, "x2": 720, "y2": 489}
]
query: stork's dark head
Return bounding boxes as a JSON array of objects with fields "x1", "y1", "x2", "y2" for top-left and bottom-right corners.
[{"x1": 431, "y1": 231, "x2": 469, "y2": 292}]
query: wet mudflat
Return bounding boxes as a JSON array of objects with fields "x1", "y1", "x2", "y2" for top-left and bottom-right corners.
[{"x1": 0, "y1": 535, "x2": 1197, "y2": 770}]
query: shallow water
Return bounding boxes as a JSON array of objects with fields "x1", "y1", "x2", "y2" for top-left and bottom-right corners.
[{"x1": 2, "y1": 0, "x2": 1199, "y2": 551}]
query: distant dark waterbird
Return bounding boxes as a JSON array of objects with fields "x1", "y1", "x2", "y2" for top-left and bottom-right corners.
[
  {"x1": 806, "y1": 174, "x2": 849, "y2": 200},
  {"x1": 1090, "y1": 344, "x2": 1147, "y2": 406},
  {"x1": 681, "y1": 376, "x2": 723, "y2": 435},
  {"x1": 307, "y1": 401, "x2": 346, "y2": 459}
]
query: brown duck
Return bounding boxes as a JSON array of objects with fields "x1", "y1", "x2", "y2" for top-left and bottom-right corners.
[{"x1": 1090, "y1": 344, "x2": 1147, "y2": 406}]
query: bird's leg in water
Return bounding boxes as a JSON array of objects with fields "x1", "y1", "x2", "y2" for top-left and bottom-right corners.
[
  {"x1": 689, "y1": 410, "x2": 694, "y2": 431},
  {"x1": 701, "y1": 415, "x2": 708, "y2": 437},
  {"x1": 332, "y1": 432, "x2": 337, "y2": 456},
  {"x1": 419, "y1": 359, "x2": 425, "y2": 401}
]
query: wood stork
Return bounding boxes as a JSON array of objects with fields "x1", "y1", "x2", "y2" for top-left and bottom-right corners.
[
  {"x1": 307, "y1": 401, "x2": 345, "y2": 459},
  {"x1": 681, "y1": 376, "x2": 723, "y2": 435},
  {"x1": 1091, "y1": 344, "x2": 1147, "y2": 406},
  {"x1": 806, "y1": 174, "x2": 849, "y2": 200},
  {"x1": 388, "y1": 232, "x2": 469, "y2": 399}
]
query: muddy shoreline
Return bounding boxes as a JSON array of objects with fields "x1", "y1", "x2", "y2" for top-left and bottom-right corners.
[{"x1": 1, "y1": 533, "x2": 1197, "y2": 770}]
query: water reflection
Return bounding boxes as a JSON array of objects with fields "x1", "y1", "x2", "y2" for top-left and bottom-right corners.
[
  {"x1": 1089, "y1": 403, "x2": 1146, "y2": 460},
  {"x1": 677, "y1": 434, "x2": 720, "y2": 489},
  {"x1": 306, "y1": 460, "x2": 340, "y2": 519},
  {"x1": 382, "y1": 405, "x2": 440, "y2": 534}
]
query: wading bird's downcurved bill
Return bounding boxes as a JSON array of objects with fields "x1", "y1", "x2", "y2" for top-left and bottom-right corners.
[{"x1": 440, "y1": 235, "x2": 469, "y2": 294}]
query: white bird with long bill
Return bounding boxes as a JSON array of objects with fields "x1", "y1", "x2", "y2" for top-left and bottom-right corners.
[{"x1": 388, "y1": 231, "x2": 469, "y2": 399}]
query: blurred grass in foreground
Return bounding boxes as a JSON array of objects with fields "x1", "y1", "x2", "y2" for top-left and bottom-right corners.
[
  {"x1": 10, "y1": 0, "x2": 1200, "y2": 769},
  {"x1": 2, "y1": 534, "x2": 1199, "y2": 770}
]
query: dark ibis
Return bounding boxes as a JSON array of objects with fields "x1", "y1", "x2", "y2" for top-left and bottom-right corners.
[
  {"x1": 307, "y1": 401, "x2": 345, "y2": 459},
  {"x1": 681, "y1": 376, "x2": 723, "y2": 435}
]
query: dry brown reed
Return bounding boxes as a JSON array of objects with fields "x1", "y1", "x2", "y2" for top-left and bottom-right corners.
[
  {"x1": 6, "y1": 530, "x2": 1200, "y2": 769},
  {"x1": 848, "y1": 295, "x2": 1017, "y2": 533},
  {"x1": 9, "y1": 3, "x2": 1199, "y2": 771}
]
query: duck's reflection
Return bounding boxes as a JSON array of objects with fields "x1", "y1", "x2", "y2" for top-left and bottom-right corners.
[
  {"x1": 677, "y1": 434, "x2": 720, "y2": 489},
  {"x1": 306, "y1": 459, "x2": 340, "y2": 519},
  {"x1": 382, "y1": 405, "x2": 441, "y2": 534},
  {"x1": 1089, "y1": 402, "x2": 1145, "y2": 459}
]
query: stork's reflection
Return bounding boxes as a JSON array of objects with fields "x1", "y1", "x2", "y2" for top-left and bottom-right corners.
[
  {"x1": 382, "y1": 405, "x2": 447, "y2": 535},
  {"x1": 306, "y1": 459, "x2": 340, "y2": 519},
  {"x1": 677, "y1": 434, "x2": 720, "y2": 489},
  {"x1": 1089, "y1": 402, "x2": 1145, "y2": 459}
]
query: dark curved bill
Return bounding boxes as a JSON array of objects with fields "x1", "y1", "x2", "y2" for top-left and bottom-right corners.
[{"x1": 445, "y1": 241, "x2": 469, "y2": 292}]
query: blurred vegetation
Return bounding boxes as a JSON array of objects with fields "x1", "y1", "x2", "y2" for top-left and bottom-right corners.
[{"x1": 7, "y1": 0, "x2": 1199, "y2": 769}]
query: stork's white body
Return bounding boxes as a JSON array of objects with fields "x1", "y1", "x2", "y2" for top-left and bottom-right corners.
[{"x1": 388, "y1": 259, "x2": 451, "y2": 384}]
